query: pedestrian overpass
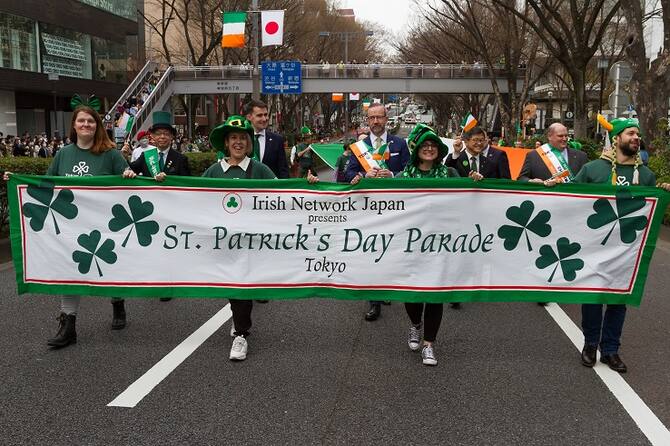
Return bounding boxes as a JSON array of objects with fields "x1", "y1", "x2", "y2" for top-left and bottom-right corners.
[{"x1": 105, "y1": 62, "x2": 525, "y2": 137}]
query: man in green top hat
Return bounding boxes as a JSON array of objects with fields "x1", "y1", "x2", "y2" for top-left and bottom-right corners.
[
  {"x1": 294, "y1": 126, "x2": 316, "y2": 178},
  {"x1": 127, "y1": 111, "x2": 190, "y2": 179}
]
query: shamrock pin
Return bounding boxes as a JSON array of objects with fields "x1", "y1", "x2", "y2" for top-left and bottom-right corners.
[
  {"x1": 535, "y1": 237, "x2": 584, "y2": 283},
  {"x1": 22, "y1": 181, "x2": 78, "y2": 235},
  {"x1": 587, "y1": 190, "x2": 648, "y2": 245},
  {"x1": 108, "y1": 195, "x2": 159, "y2": 247},
  {"x1": 226, "y1": 197, "x2": 239, "y2": 208},
  {"x1": 72, "y1": 230, "x2": 117, "y2": 277},
  {"x1": 497, "y1": 200, "x2": 552, "y2": 251}
]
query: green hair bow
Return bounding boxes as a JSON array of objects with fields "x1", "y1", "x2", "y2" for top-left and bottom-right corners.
[{"x1": 70, "y1": 94, "x2": 102, "y2": 112}]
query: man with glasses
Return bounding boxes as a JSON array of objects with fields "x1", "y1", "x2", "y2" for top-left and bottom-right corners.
[
  {"x1": 446, "y1": 126, "x2": 509, "y2": 309},
  {"x1": 345, "y1": 102, "x2": 410, "y2": 321},
  {"x1": 447, "y1": 126, "x2": 511, "y2": 180}
]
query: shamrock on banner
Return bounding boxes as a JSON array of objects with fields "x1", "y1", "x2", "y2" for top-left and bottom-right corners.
[
  {"x1": 108, "y1": 195, "x2": 159, "y2": 247},
  {"x1": 497, "y1": 200, "x2": 552, "y2": 251},
  {"x1": 587, "y1": 190, "x2": 648, "y2": 245},
  {"x1": 22, "y1": 181, "x2": 78, "y2": 235},
  {"x1": 72, "y1": 230, "x2": 117, "y2": 277},
  {"x1": 536, "y1": 237, "x2": 584, "y2": 283}
]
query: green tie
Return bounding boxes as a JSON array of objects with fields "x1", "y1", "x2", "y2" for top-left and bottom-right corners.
[
  {"x1": 470, "y1": 156, "x2": 478, "y2": 173},
  {"x1": 159, "y1": 152, "x2": 165, "y2": 171},
  {"x1": 253, "y1": 134, "x2": 261, "y2": 161}
]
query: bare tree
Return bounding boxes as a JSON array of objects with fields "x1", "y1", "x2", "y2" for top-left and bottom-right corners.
[{"x1": 621, "y1": 0, "x2": 670, "y2": 146}]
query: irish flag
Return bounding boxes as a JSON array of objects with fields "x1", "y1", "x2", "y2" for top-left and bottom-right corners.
[
  {"x1": 461, "y1": 113, "x2": 478, "y2": 132},
  {"x1": 222, "y1": 12, "x2": 246, "y2": 48}
]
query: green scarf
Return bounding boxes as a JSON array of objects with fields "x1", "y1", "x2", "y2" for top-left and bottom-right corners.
[{"x1": 401, "y1": 163, "x2": 453, "y2": 178}]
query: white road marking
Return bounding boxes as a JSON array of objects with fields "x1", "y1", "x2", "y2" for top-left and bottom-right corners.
[
  {"x1": 108, "y1": 304, "x2": 232, "y2": 408},
  {"x1": 545, "y1": 303, "x2": 670, "y2": 445}
]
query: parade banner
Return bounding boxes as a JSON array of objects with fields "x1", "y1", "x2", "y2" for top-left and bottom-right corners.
[{"x1": 7, "y1": 175, "x2": 670, "y2": 305}]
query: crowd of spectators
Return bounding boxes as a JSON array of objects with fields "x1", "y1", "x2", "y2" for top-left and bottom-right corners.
[
  {"x1": 0, "y1": 132, "x2": 69, "y2": 158},
  {"x1": 114, "y1": 68, "x2": 162, "y2": 130}
]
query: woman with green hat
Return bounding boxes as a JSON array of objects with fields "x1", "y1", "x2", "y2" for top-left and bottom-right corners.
[
  {"x1": 203, "y1": 115, "x2": 275, "y2": 361},
  {"x1": 399, "y1": 123, "x2": 482, "y2": 366}
]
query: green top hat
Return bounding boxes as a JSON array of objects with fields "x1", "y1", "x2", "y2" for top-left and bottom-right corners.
[
  {"x1": 149, "y1": 111, "x2": 176, "y2": 134},
  {"x1": 209, "y1": 115, "x2": 254, "y2": 151},
  {"x1": 407, "y1": 123, "x2": 448, "y2": 162}
]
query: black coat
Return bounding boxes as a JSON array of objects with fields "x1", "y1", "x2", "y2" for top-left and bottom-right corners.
[
  {"x1": 445, "y1": 146, "x2": 511, "y2": 179},
  {"x1": 129, "y1": 148, "x2": 191, "y2": 177},
  {"x1": 260, "y1": 131, "x2": 289, "y2": 179}
]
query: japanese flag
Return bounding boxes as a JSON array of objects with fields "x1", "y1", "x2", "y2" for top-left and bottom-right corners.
[{"x1": 261, "y1": 10, "x2": 284, "y2": 46}]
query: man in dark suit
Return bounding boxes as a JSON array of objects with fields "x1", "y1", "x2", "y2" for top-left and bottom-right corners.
[
  {"x1": 445, "y1": 126, "x2": 510, "y2": 309},
  {"x1": 244, "y1": 99, "x2": 289, "y2": 179},
  {"x1": 518, "y1": 122, "x2": 588, "y2": 307},
  {"x1": 446, "y1": 126, "x2": 511, "y2": 180},
  {"x1": 518, "y1": 123, "x2": 587, "y2": 184},
  {"x1": 344, "y1": 103, "x2": 411, "y2": 321},
  {"x1": 129, "y1": 111, "x2": 191, "y2": 177},
  {"x1": 128, "y1": 111, "x2": 190, "y2": 303}
]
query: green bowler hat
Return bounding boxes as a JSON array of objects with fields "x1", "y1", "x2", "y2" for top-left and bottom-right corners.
[{"x1": 209, "y1": 115, "x2": 254, "y2": 151}]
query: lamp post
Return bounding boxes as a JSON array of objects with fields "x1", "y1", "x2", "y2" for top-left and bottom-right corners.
[
  {"x1": 547, "y1": 90, "x2": 553, "y2": 128},
  {"x1": 319, "y1": 30, "x2": 374, "y2": 135},
  {"x1": 596, "y1": 58, "x2": 609, "y2": 135}
]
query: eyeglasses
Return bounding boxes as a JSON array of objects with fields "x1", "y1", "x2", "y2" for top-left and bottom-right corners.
[
  {"x1": 467, "y1": 138, "x2": 487, "y2": 144},
  {"x1": 367, "y1": 115, "x2": 387, "y2": 121}
]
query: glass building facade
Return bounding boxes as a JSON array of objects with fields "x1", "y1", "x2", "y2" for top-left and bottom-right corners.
[
  {"x1": 77, "y1": 0, "x2": 137, "y2": 21},
  {"x1": 0, "y1": 12, "x2": 38, "y2": 72}
]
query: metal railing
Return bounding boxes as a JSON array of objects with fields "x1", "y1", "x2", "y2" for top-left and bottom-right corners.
[
  {"x1": 125, "y1": 66, "x2": 175, "y2": 137},
  {"x1": 104, "y1": 60, "x2": 157, "y2": 124},
  {"x1": 172, "y1": 63, "x2": 524, "y2": 80}
]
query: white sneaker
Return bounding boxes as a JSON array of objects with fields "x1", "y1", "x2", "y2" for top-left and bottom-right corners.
[
  {"x1": 229, "y1": 335, "x2": 248, "y2": 361},
  {"x1": 408, "y1": 325, "x2": 421, "y2": 351},
  {"x1": 421, "y1": 345, "x2": 437, "y2": 366}
]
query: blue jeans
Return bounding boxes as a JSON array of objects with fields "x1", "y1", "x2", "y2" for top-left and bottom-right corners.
[{"x1": 581, "y1": 304, "x2": 627, "y2": 355}]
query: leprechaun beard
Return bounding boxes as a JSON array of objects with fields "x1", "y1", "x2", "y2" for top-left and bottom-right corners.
[{"x1": 619, "y1": 141, "x2": 639, "y2": 158}]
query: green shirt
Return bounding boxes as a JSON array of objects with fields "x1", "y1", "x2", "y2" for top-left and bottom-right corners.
[
  {"x1": 201, "y1": 159, "x2": 276, "y2": 179},
  {"x1": 573, "y1": 159, "x2": 656, "y2": 187},
  {"x1": 46, "y1": 144, "x2": 128, "y2": 176}
]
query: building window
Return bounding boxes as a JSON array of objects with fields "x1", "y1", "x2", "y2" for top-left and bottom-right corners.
[
  {"x1": 39, "y1": 24, "x2": 92, "y2": 79},
  {"x1": 91, "y1": 37, "x2": 127, "y2": 83},
  {"x1": 77, "y1": 0, "x2": 137, "y2": 21},
  {"x1": 0, "y1": 12, "x2": 38, "y2": 72}
]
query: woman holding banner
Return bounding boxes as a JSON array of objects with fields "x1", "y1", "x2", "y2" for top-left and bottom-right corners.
[
  {"x1": 204, "y1": 115, "x2": 275, "y2": 362},
  {"x1": 4, "y1": 97, "x2": 129, "y2": 349},
  {"x1": 398, "y1": 124, "x2": 482, "y2": 366}
]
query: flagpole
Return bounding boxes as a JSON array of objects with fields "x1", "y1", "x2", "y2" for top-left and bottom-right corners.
[{"x1": 251, "y1": 0, "x2": 260, "y2": 100}]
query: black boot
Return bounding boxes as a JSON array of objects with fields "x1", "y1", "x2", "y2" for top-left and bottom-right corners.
[
  {"x1": 47, "y1": 313, "x2": 77, "y2": 348},
  {"x1": 111, "y1": 300, "x2": 126, "y2": 330}
]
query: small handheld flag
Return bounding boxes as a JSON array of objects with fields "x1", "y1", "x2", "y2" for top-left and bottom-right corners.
[{"x1": 461, "y1": 113, "x2": 477, "y2": 133}]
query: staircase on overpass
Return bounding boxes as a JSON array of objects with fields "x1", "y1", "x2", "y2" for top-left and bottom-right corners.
[{"x1": 108, "y1": 63, "x2": 525, "y2": 138}]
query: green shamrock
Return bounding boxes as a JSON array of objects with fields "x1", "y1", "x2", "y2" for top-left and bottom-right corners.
[
  {"x1": 22, "y1": 181, "x2": 78, "y2": 235},
  {"x1": 108, "y1": 195, "x2": 159, "y2": 247},
  {"x1": 497, "y1": 200, "x2": 552, "y2": 251},
  {"x1": 535, "y1": 237, "x2": 584, "y2": 283},
  {"x1": 72, "y1": 230, "x2": 117, "y2": 277},
  {"x1": 226, "y1": 197, "x2": 239, "y2": 208},
  {"x1": 587, "y1": 190, "x2": 648, "y2": 245}
]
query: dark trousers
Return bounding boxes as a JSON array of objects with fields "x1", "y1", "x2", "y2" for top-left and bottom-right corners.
[
  {"x1": 581, "y1": 304, "x2": 626, "y2": 355},
  {"x1": 230, "y1": 299, "x2": 253, "y2": 337},
  {"x1": 404, "y1": 303, "x2": 444, "y2": 342}
]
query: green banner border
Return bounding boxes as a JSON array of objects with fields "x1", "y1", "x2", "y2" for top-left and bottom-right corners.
[{"x1": 8, "y1": 174, "x2": 670, "y2": 306}]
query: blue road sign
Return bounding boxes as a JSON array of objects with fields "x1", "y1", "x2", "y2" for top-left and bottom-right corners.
[{"x1": 261, "y1": 61, "x2": 302, "y2": 94}]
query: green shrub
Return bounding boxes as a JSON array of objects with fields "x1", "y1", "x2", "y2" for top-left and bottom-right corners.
[
  {"x1": 0, "y1": 157, "x2": 51, "y2": 235},
  {"x1": 185, "y1": 152, "x2": 217, "y2": 176},
  {"x1": 648, "y1": 151, "x2": 670, "y2": 225}
]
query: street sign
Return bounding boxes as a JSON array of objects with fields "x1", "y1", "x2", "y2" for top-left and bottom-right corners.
[
  {"x1": 609, "y1": 61, "x2": 633, "y2": 83},
  {"x1": 261, "y1": 61, "x2": 302, "y2": 94},
  {"x1": 564, "y1": 110, "x2": 574, "y2": 120},
  {"x1": 47, "y1": 73, "x2": 59, "y2": 81}
]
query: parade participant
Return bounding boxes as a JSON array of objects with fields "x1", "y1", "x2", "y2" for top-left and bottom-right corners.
[
  {"x1": 294, "y1": 126, "x2": 316, "y2": 178},
  {"x1": 4, "y1": 98, "x2": 129, "y2": 348},
  {"x1": 447, "y1": 126, "x2": 511, "y2": 180},
  {"x1": 244, "y1": 99, "x2": 289, "y2": 179},
  {"x1": 344, "y1": 102, "x2": 410, "y2": 321},
  {"x1": 334, "y1": 142, "x2": 352, "y2": 183},
  {"x1": 398, "y1": 124, "x2": 481, "y2": 366},
  {"x1": 518, "y1": 123, "x2": 588, "y2": 306},
  {"x1": 204, "y1": 116, "x2": 276, "y2": 361},
  {"x1": 122, "y1": 130, "x2": 151, "y2": 162},
  {"x1": 127, "y1": 112, "x2": 191, "y2": 178},
  {"x1": 445, "y1": 126, "x2": 510, "y2": 309},
  {"x1": 574, "y1": 118, "x2": 670, "y2": 373}
]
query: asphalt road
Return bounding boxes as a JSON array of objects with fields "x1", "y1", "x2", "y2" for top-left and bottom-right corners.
[{"x1": 1, "y1": 228, "x2": 669, "y2": 445}]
